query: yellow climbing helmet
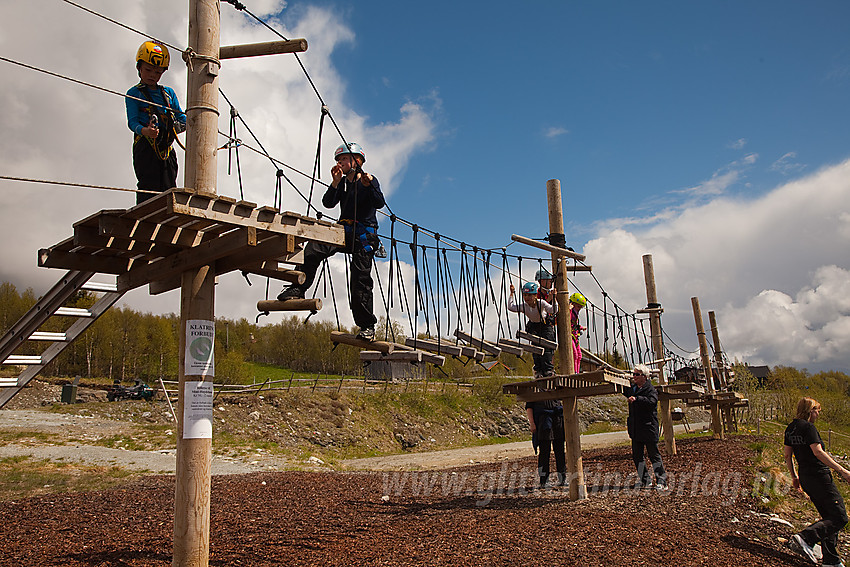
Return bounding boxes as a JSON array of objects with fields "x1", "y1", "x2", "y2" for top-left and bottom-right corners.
[
  {"x1": 136, "y1": 41, "x2": 170, "y2": 69},
  {"x1": 569, "y1": 292, "x2": 587, "y2": 307}
]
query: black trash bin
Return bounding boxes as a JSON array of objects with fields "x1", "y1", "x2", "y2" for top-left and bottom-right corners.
[{"x1": 61, "y1": 383, "x2": 77, "y2": 404}]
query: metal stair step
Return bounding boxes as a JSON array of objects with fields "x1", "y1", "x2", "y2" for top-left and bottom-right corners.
[
  {"x1": 81, "y1": 281, "x2": 119, "y2": 292},
  {"x1": 55, "y1": 307, "x2": 92, "y2": 317},
  {"x1": 3, "y1": 355, "x2": 43, "y2": 365},
  {"x1": 29, "y1": 332, "x2": 68, "y2": 341}
]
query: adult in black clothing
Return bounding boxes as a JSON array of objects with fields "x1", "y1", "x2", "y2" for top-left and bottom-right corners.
[
  {"x1": 624, "y1": 364, "x2": 667, "y2": 489},
  {"x1": 277, "y1": 142, "x2": 385, "y2": 341},
  {"x1": 784, "y1": 397, "x2": 850, "y2": 567},
  {"x1": 526, "y1": 399, "x2": 565, "y2": 488}
]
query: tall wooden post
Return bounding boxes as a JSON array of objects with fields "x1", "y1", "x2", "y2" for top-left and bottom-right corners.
[
  {"x1": 548, "y1": 179, "x2": 585, "y2": 501},
  {"x1": 642, "y1": 255, "x2": 675, "y2": 455},
  {"x1": 708, "y1": 311, "x2": 728, "y2": 389},
  {"x1": 691, "y1": 297, "x2": 723, "y2": 439},
  {"x1": 174, "y1": 1, "x2": 220, "y2": 566},
  {"x1": 709, "y1": 310, "x2": 733, "y2": 433}
]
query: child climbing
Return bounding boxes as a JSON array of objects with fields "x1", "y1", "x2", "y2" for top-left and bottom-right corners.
[
  {"x1": 569, "y1": 292, "x2": 587, "y2": 373},
  {"x1": 125, "y1": 41, "x2": 186, "y2": 205},
  {"x1": 509, "y1": 281, "x2": 557, "y2": 378},
  {"x1": 277, "y1": 142, "x2": 385, "y2": 341}
]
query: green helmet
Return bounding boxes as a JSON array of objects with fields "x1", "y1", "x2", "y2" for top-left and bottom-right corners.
[
  {"x1": 334, "y1": 142, "x2": 366, "y2": 163},
  {"x1": 569, "y1": 292, "x2": 587, "y2": 307},
  {"x1": 535, "y1": 268, "x2": 552, "y2": 281}
]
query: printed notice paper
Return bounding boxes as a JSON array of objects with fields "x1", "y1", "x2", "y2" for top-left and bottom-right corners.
[
  {"x1": 185, "y1": 319, "x2": 215, "y2": 376},
  {"x1": 183, "y1": 381, "x2": 213, "y2": 439}
]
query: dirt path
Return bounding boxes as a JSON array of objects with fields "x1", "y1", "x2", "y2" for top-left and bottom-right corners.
[{"x1": 0, "y1": 408, "x2": 706, "y2": 474}]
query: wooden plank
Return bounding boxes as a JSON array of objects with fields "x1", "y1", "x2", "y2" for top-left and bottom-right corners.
[
  {"x1": 330, "y1": 331, "x2": 394, "y2": 354},
  {"x1": 257, "y1": 299, "x2": 321, "y2": 312},
  {"x1": 404, "y1": 338, "x2": 463, "y2": 357},
  {"x1": 117, "y1": 227, "x2": 257, "y2": 292},
  {"x1": 360, "y1": 351, "x2": 422, "y2": 363},
  {"x1": 169, "y1": 192, "x2": 344, "y2": 246},
  {"x1": 38, "y1": 246, "x2": 133, "y2": 274},
  {"x1": 498, "y1": 338, "x2": 544, "y2": 356},
  {"x1": 454, "y1": 329, "x2": 502, "y2": 356},
  {"x1": 516, "y1": 330, "x2": 558, "y2": 350},
  {"x1": 494, "y1": 339, "x2": 524, "y2": 356},
  {"x1": 516, "y1": 383, "x2": 616, "y2": 402},
  {"x1": 242, "y1": 266, "x2": 305, "y2": 285}
]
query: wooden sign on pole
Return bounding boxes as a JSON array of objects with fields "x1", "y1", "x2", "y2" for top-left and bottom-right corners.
[
  {"x1": 547, "y1": 179, "x2": 586, "y2": 501},
  {"x1": 642, "y1": 254, "x2": 676, "y2": 456}
]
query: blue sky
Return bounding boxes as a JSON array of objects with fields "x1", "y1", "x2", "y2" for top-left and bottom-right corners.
[{"x1": 1, "y1": 0, "x2": 850, "y2": 372}]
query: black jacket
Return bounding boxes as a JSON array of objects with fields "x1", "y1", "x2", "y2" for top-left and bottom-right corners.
[
  {"x1": 624, "y1": 381, "x2": 659, "y2": 443},
  {"x1": 323, "y1": 174, "x2": 385, "y2": 228}
]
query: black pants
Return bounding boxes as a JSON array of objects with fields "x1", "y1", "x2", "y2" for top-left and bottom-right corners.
[
  {"x1": 631, "y1": 438, "x2": 667, "y2": 486},
  {"x1": 799, "y1": 470, "x2": 848, "y2": 564},
  {"x1": 297, "y1": 231, "x2": 378, "y2": 330},
  {"x1": 526, "y1": 321, "x2": 555, "y2": 375},
  {"x1": 133, "y1": 140, "x2": 178, "y2": 205},
  {"x1": 538, "y1": 412, "x2": 565, "y2": 484}
]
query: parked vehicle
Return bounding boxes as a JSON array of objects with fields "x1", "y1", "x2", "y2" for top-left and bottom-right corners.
[{"x1": 107, "y1": 379, "x2": 155, "y2": 402}]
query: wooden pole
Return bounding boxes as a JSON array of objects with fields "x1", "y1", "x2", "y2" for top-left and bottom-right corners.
[
  {"x1": 174, "y1": 2, "x2": 220, "y2": 566},
  {"x1": 219, "y1": 39, "x2": 308, "y2": 59},
  {"x1": 708, "y1": 310, "x2": 733, "y2": 434},
  {"x1": 548, "y1": 179, "x2": 585, "y2": 501},
  {"x1": 642, "y1": 254, "x2": 676, "y2": 456},
  {"x1": 708, "y1": 311, "x2": 729, "y2": 389},
  {"x1": 691, "y1": 297, "x2": 723, "y2": 439}
]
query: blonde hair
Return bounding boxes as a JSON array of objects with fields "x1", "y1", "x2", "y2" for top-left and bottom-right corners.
[{"x1": 795, "y1": 397, "x2": 821, "y2": 421}]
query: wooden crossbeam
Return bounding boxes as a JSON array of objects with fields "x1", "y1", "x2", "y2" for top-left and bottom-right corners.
[
  {"x1": 516, "y1": 330, "x2": 558, "y2": 350},
  {"x1": 511, "y1": 234, "x2": 586, "y2": 261},
  {"x1": 454, "y1": 330, "x2": 502, "y2": 356},
  {"x1": 220, "y1": 39, "x2": 308, "y2": 59},
  {"x1": 118, "y1": 227, "x2": 257, "y2": 292},
  {"x1": 257, "y1": 299, "x2": 321, "y2": 312},
  {"x1": 38, "y1": 244, "x2": 133, "y2": 274}
]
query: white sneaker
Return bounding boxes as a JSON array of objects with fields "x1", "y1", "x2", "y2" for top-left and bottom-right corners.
[
  {"x1": 822, "y1": 562, "x2": 845, "y2": 567},
  {"x1": 788, "y1": 534, "x2": 819, "y2": 565}
]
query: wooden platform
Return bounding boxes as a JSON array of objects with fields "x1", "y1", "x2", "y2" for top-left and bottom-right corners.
[
  {"x1": 38, "y1": 189, "x2": 344, "y2": 294},
  {"x1": 502, "y1": 369, "x2": 632, "y2": 402}
]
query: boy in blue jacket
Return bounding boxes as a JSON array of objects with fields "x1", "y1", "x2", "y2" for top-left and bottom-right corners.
[{"x1": 125, "y1": 41, "x2": 186, "y2": 204}]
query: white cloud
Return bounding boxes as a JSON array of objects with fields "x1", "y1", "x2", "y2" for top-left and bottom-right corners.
[
  {"x1": 544, "y1": 126, "x2": 568, "y2": 139},
  {"x1": 770, "y1": 151, "x2": 806, "y2": 175},
  {"x1": 728, "y1": 138, "x2": 747, "y2": 150},
  {"x1": 578, "y1": 158, "x2": 850, "y2": 371},
  {"x1": 0, "y1": 0, "x2": 438, "y2": 326}
]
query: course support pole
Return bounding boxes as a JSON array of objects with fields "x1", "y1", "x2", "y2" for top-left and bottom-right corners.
[
  {"x1": 175, "y1": 1, "x2": 219, "y2": 566},
  {"x1": 691, "y1": 297, "x2": 723, "y2": 439},
  {"x1": 708, "y1": 311, "x2": 728, "y2": 390},
  {"x1": 642, "y1": 254, "x2": 676, "y2": 456},
  {"x1": 548, "y1": 179, "x2": 586, "y2": 501},
  {"x1": 709, "y1": 310, "x2": 733, "y2": 433}
]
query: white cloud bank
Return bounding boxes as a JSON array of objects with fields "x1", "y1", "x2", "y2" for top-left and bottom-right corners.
[{"x1": 580, "y1": 158, "x2": 850, "y2": 372}]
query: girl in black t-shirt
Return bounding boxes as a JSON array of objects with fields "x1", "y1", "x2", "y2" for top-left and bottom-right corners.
[{"x1": 784, "y1": 397, "x2": 850, "y2": 566}]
